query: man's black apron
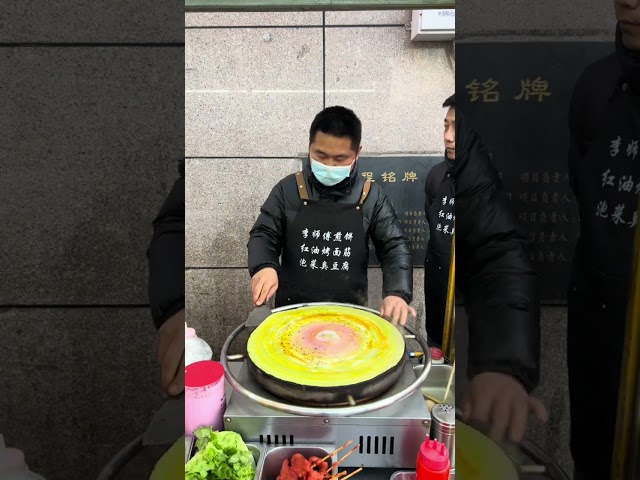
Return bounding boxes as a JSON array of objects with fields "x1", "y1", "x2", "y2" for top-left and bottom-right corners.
[
  {"x1": 424, "y1": 169, "x2": 455, "y2": 347},
  {"x1": 568, "y1": 83, "x2": 640, "y2": 476},
  {"x1": 275, "y1": 172, "x2": 372, "y2": 307}
]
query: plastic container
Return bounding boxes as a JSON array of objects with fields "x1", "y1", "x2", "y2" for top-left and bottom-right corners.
[
  {"x1": 185, "y1": 360, "x2": 226, "y2": 435},
  {"x1": 185, "y1": 323, "x2": 213, "y2": 366},
  {"x1": 0, "y1": 435, "x2": 46, "y2": 480},
  {"x1": 430, "y1": 348, "x2": 444, "y2": 365},
  {"x1": 416, "y1": 437, "x2": 450, "y2": 480}
]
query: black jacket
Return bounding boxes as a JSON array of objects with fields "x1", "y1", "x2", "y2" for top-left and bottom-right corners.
[
  {"x1": 423, "y1": 160, "x2": 455, "y2": 346},
  {"x1": 453, "y1": 113, "x2": 541, "y2": 393},
  {"x1": 248, "y1": 161, "x2": 413, "y2": 303},
  {"x1": 566, "y1": 25, "x2": 639, "y2": 476},
  {"x1": 147, "y1": 165, "x2": 185, "y2": 330}
]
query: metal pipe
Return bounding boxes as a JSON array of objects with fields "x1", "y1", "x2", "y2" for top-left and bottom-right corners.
[
  {"x1": 185, "y1": 0, "x2": 456, "y2": 12},
  {"x1": 442, "y1": 229, "x2": 455, "y2": 361},
  {"x1": 96, "y1": 434, "x2": 144, "y2": 480},
  {"x1": 612, "y1": 194, "x2": 640, "y2": 479}
]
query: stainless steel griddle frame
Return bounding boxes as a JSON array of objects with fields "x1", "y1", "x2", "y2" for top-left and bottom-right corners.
[
  {"x1": 223, "y1": 360, "x2": 431, "y2": 469},
  {"x1": 220, "y1": 302, "x2": 433, "y2": 469}
]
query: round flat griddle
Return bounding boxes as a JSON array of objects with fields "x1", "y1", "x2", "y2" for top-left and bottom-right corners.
[{"x1": 246, "y1": 304, "x2": 406, "y2": 406}]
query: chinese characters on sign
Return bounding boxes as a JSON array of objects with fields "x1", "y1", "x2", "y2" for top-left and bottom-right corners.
[
  {"x1": 466, "y1": 77, "x2": 552, "y2": 103},
  {"x1": 465, "y1": 78, "x2": 500, "y2": 102},
  {"x1": 362, "y1": 171, "x2": 419, "y2": 183},
  {"x1": 457, "y1": 41, "x2": 617, "y2": 301},
  {"x1": 402, "y1": 210, "x2": 428, "y2": 251},
  {"x1": 360, "y1": 169, "x2": 429, "y2": 253},
  {"x1": 510, "y1": 170, "x2": 578, "y2": 265},
  {"x1": 298, "y1": 228, "x2": 355, "y2": 272},
  {"x1": 514, "y1": 77, "x2": 552, "y2": 102},
  {"x1": 358, "y1": 156, "x2": 439, "y2": 266}
]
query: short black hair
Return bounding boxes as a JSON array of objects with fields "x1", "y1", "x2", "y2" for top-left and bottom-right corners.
[
  {"x1": 443, "y1": 94, "x2": 455, "y2": 108},
  {"x1": 309, "y1": 106, "x2": 362, "y2": 152}
]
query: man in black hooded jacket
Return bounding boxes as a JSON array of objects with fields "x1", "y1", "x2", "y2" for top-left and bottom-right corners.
[
  {"x1": 425, "y1": 94, "x2": 547, "y2": 443},
  {"x1": 567, "y1": 3, "x2": 640, "y2": 477},
  {"x1": 248, "y1": 106, "x2": 415, "y2": 325}
]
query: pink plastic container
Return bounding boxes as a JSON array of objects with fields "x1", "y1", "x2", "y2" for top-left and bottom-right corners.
[{"x1": 185, "y1": 360, "x2": 226, "y2": 435}]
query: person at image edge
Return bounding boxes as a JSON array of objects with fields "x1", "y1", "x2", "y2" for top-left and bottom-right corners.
[
  {"x1": 567, "y1": 1, "x2": 640, "y2": 478},
  {"x1": 425, "y1": 94, "x2": 548, "y2": 444}
]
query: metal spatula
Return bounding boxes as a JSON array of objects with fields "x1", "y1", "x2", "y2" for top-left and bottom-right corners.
[
  {"x1": 246, "y1": 305, "x2": 272, "y2": 328},
  {"x1": 142, "y1": 394, "x2": 185, "y2": 446}
]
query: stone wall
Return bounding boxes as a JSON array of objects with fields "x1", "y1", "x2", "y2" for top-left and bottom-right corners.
[
  {"x1": 185, "y1": 10, "x2": 455, "y2": 353},
  {"x1": 0, "y1": 7, "x2": 183, "y2": 479}
]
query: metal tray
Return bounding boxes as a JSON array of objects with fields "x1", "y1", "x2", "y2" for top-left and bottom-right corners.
[
  {"x1": 185, "y1": 436, "x2": 193, "y2": 464},
  {"x1": 413, "y1": 363, "x2": 455, "y2": 406},
  {"x1": 257, "y1": 445, "x2": 337, "y2": 480},
  {"x1": 390, "y1": 471, "x2": 416, "y2": 480},
  {"x1": 391, "y1": 470, "x2": 455, "y2": 480}
]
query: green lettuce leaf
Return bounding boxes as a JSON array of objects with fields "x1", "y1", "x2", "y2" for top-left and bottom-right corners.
[{"x1": 185, "y1": 428, "x2": 255, "y2": 480}]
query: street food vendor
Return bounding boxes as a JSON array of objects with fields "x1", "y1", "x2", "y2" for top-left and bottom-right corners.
[
  {"x1": 566, "y1": 3, "x2": 640, "y2": 478},
  {"x1": 425, "y1": 95, "x2": 547, "y2": 442},
  {"x1": 247, "y1": 106, "x2": 415, "y2": 325}
]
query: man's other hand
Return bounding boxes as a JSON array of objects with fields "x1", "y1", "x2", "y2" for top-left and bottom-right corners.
[
  {"x1": 381, "y1": 295, "x2": 416, "y2": 326},
  {"x1": 157, "y1": 309, "x2": 185, "y2": 398},
  {"x1": 462, "y1": 371, "x2": 548, "y2": 443},
  {"x1": 251, "y1": 267, "x2": 278, "y2": 306}
]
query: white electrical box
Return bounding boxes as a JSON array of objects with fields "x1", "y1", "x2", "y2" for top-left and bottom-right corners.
[{"x1": 411, "y1": 9, "x2": 455, "y2": 41}]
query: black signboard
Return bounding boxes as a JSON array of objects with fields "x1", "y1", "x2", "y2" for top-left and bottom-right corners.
[
  {"x1": 358, "y1": 156, "x2": 444, "y2": 266},
  {"x1": 457, "y1": 41, "x2": 615, "y2": 302}
]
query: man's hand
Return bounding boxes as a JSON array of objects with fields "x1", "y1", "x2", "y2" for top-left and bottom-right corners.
[
  {"x1": 251, "y1": 267, "x2": 278, "y2": 306},
  {"x1": 462, "y1": 372, "x2": 548, "y2": 443},
  {"x1": 380, "y1": 295, "x2": 416, "y2": 326},
  {"x1": 157, "y1": 309, "x2": 185, "y2": 398}
]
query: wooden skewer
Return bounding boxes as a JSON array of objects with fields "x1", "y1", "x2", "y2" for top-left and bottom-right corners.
[
  {"x1": 332, "y1": 445, "x2": 360, "y2": 469},
  {"x1": 319, "y1": 440, "x2": 352, "y2": 463},
  {"x1": 442, "y1": 360, "x2": 455, "y2": 404},
  {"x1": 326, "y1": 471, "x2": 348, "y2": 480},
  {"x1": 341, "y1": 467, "x2": 363, "y2": 480}
]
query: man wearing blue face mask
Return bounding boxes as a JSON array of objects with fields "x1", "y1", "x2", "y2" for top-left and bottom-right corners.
[{"x1": 247, "y1": 106, "x2": 415, "y2": 325}]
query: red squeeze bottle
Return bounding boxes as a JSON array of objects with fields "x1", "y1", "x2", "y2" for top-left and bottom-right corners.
[{"x1": 416, "y1": 437, "x2": 450, "y2": 480}]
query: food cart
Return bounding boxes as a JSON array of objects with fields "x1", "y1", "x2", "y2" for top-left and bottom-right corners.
[
  {"x1": 101, "y1": 0, "x2": 640, "y2": 477},
  {"x1": 183, "y1": 301, "x2": 572, "y2": 480}
]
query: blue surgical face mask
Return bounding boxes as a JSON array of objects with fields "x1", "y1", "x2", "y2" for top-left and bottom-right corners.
[{"x1": 310, "y1": 157, "x2": 356, "y2": 186}]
